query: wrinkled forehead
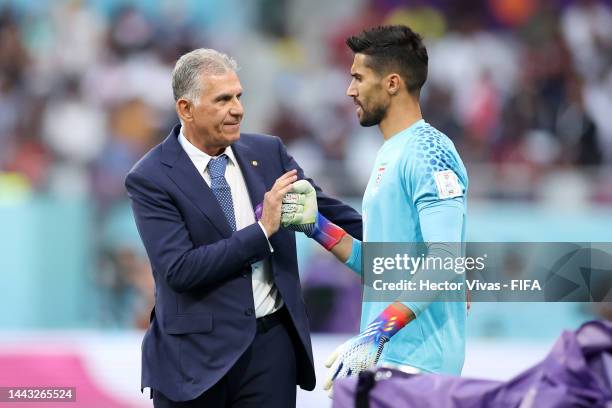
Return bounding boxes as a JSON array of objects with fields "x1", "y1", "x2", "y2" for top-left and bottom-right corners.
[{"x1": 201, "y1": 70, "x2": 243, "y2": 95}]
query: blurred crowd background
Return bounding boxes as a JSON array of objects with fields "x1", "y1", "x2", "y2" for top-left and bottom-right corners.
[{"x1": 1, "y1": 0, "x2": 611, "y2": 337}]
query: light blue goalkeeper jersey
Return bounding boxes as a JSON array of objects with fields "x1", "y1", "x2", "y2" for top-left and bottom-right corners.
[{"x1": 346, "y1": 119, "x2": 468, "y2": 375}]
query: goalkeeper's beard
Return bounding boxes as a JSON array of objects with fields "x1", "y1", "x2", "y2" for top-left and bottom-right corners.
[{"x1": 358, "y1": 102, "x2": 388, "y2": 127}]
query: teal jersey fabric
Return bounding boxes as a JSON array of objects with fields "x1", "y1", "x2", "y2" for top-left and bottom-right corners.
[{"x1": 347, "y1": 119, "x2": 468, "y2": 375}]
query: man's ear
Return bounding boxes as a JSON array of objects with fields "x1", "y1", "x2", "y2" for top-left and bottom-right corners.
[
  {"x1": 176, "y1": 99, "x2": 193, "y2": 122},
  {"x1": 386, "y1": 73, "x2": 402, "y2": 96}
]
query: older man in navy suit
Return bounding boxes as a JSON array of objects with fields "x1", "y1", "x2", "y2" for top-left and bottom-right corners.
[{"x1": 125, "y1": 48, "x2": 362, "y2": 407}]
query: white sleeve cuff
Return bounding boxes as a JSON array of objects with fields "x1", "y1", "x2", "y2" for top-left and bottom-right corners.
[{"x1": 257, "y1": 221, "x2": 274, "y2": 253}]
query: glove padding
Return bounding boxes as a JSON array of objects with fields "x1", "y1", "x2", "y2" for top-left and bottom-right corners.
[
  {"x1": 323, "y1": 320, "x2": 389, "y2": 396},
  {"x1": 323, "y1": 302, "x2": 413, "y2": 396},
  {"x1": 281, "y1": 179, "x2": 318, "y2": 231},
  {"x1": 281, "y1": 180, "x2": 347, "y2": 250}
]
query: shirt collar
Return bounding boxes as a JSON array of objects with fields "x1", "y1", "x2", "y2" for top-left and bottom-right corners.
[
  {"x1": 178, "y1": 127, "x2": 237, "y2": 174},
  {"x1": 385, "y1": 119, "x2": 425, "y2": 144}
]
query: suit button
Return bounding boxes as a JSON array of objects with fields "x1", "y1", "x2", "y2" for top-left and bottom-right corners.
[
  {"x1": 242, "y1": 273, "x2": 249, "y2": 278},
  {"x1": 245, "y1": 308, "x2": 254, "y2": 316}
]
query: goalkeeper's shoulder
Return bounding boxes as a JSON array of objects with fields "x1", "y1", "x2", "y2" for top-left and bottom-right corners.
[
  {"x1": 403, "y1": 123, "x2": 468, "y2": 180},
  {"x1": 405, "y1": 123, "x2": 458, "y2": 158}
]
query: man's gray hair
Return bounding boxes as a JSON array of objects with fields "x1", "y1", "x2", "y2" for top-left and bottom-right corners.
[{"x1": 172, "y1": 48, "x2": 239, "y2": 102}]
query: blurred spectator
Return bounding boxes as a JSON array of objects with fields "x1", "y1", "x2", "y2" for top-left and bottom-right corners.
[
  {"x1": 255, "y1": 0, "x2": 291, "y2": 38},
  {"x1": 384, "y1": 3, "x2": 447, "y2": 39},
  {"x1": 42, "y1": 76, "x2": 107, "y2": 165},
  {"x1": 92, "y1": 98, "x2": 160, "y2": 209},
  {"x1": 562, "y1": 0, "x2": 612, "y2": 161},
  {"x1": 561, "y1": 0, "x2": 612, "y2": 81},
  {"x1": 0, "y1": 7, "x2": 30, "y2": 170},
  {"x1": 49, "y1": 0, "x2": 105, "y2": 76},
  {"x1": 0, "y1": 7, "x2": 28, "y2": 84},
  {"x1": 556, "y1": 77, "x2": 601, "y2": 166},
  {"x1": 489, "y1": 0, "x2": 538, "y2": 28},
  {"x1": 98, "y1": 202, "x2": 153, "y2": 329}
]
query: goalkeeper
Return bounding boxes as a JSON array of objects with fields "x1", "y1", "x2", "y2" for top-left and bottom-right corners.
[{"x1": 281, "y1": 25, "x2": 468, "y2": 392}]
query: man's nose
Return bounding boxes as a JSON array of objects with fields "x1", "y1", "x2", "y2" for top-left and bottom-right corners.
[
  {"x1": 231, "y1": 98, "x2": 244, "y2": 116},
  {"x1": 346, "y1": 82, "x2": 357, "y2": 97}
]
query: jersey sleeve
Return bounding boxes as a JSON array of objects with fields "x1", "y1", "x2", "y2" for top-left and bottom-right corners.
[
  {"x1": 401, "y1": 200, "x2": 466, "y2": 316},
  {"x1": 403, "y1": 134, "x2": 468, "y2": 212},
  {"x1": 400, "y1": 133, "x2": 468, "y2": 315},
  {"x1": 345, "y1": 238, "x2": 362, "y2": 275}
]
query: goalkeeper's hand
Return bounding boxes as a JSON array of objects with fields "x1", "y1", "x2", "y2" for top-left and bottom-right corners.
[
  {"x1": 323, "y1": 322, "x2": 388, "y2": 396},
  {"x1": 281, "y1": 180, "x2": 347, "y2": 251},
  {"x1": 323, "y1": 303, "x2": 414, "y2": 395}
]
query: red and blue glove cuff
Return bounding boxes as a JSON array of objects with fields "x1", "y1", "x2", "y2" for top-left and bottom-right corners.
[
  {"x1": 257, "y1": 202, "x2": 346, "y2": 251},
  {"x1": 374, "y1": 303, "x2": 412, "y2": 339},
  {"x1": 311, "y1": 213, "x2": 347, "y2": 251}
]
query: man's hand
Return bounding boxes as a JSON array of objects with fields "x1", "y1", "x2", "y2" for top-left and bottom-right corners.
[
  {"x1": 323, "y1": 303, "x2": 414, "y2": 395},
  {"x1": 281, "y1": 180, "x2": 347, "y2": 250},
  {"x1": 259, "y1": 170, "x2": 298, "y2": 236}
]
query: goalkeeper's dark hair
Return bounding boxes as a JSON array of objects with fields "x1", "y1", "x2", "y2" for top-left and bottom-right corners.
[{"x1": 346, "y1": 25, "x2": 428, "y2": 95}]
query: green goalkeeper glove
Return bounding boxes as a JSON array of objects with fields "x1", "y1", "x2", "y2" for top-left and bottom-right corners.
[{"x1": 281, "y1": 180, "x2": 347, "y2": 250}]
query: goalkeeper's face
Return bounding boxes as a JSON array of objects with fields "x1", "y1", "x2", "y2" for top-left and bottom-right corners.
[{"x1": 347, "y1": 53, "x2": 389, "y2": 127}]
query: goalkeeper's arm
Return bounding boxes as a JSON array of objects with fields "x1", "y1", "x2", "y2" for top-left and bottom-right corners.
[
  {"x1": 281, "y1": 179, "x2": 355, "y2": 258},
  {"x1": 322, "y1": 201, "x2": 465, "y2": 393},
  {"x1": 283, "y1": 181, "x2": 466, "y2": 386},
  {"x1": 280, "y1": 180, "x2": 365, "y2": 275}
]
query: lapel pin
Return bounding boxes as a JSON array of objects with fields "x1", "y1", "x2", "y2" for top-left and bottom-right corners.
[{"x1": 252, "y1": 160, "x2": 258, "y2": 166}]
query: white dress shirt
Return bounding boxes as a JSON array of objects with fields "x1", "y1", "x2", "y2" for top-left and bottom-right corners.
[{"x1": 178, "y1": 130, "x2": 282, "y2": 318}]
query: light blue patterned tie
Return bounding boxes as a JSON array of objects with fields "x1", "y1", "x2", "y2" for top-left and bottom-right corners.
[{"x1": 207, "y1": 154, "x2": 236, "y2": 231}]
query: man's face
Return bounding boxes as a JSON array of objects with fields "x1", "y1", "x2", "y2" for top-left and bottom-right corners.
[
  {"x1": 191, "y1": 70, "x2": 244, "y2": 150},
  {"x1": 346, "y1": 53, "x2": 389, "y2": 127}
]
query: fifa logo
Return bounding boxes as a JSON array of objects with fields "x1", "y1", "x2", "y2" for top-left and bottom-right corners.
[
  {"x1": 442, "y1": 173, "x2": 455, "y2": 195},
  {"x1": 434, "y1": 169, "x2": 462, "y2": 199}
]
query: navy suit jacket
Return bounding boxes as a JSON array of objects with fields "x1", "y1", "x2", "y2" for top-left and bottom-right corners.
[{"x1": 125, "y1": 125, "x2": 363, "y2": 401}]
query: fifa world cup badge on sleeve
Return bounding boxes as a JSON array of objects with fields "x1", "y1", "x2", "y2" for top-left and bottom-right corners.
[{"x1": 434, "y1": 170, "x2": 462, "y2": 199}]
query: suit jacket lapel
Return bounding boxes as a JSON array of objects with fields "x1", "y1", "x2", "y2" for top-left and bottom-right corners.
[
  {"x1": 233, "y1": 141, "x2": 275, "y2": 274},
  {"x1": 232, "y1": 140, "x2": 267, "y2": 212},
  {"x1": 161, "y1": 126, "x2": 233, "y2": 238}
]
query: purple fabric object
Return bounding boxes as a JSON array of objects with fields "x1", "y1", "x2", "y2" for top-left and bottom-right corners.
[
  {"x1": 333, "y1": 320, "x2": 612, "y2": 408},
  {"x1": 254, "y1": 202, "x2": 263, "y2": 220}
]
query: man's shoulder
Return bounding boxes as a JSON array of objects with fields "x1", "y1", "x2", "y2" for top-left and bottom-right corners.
[
  {"x1": 126, "y1": 140, "x2": 165, "y2": 180},
  {"x1": 236, "y1": 132, "x2": 281, "y2": 150},
  {"x1": 128, "y1": 125, "x2": 182, "y2": 179}
]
